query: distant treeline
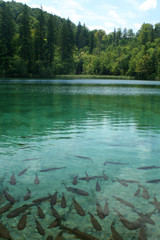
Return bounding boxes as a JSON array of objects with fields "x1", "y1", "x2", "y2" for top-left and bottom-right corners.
[{"x1": 0, "y1": 1, "x2": 160, "y2": 80}]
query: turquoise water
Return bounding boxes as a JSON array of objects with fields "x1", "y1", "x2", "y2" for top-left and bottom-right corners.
[{"x1": 0, "y1": 79, "x2": 160, "y2": 239}]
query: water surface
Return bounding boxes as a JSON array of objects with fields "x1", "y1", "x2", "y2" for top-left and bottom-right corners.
[{"x1": 0, "y1": 79, "x2": 160, "y2": 239}]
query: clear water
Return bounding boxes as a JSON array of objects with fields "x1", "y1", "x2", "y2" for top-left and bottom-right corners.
[{"x1": 0, "y1": 79, "x2": 160, "y2": 239}]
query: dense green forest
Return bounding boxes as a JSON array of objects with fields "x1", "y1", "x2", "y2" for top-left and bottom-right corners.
[{"x1": 0, "y1": 0, "x2": 160, "y2": 80}]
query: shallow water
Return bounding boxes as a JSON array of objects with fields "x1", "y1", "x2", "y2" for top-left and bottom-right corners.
[{"x1": 0, "y1": 79, "x2": 160, "y2": 239}]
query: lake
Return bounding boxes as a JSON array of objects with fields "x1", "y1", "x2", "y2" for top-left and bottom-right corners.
[{"x1": 0, "y1": 79, "x2": 160, "y2": 239}]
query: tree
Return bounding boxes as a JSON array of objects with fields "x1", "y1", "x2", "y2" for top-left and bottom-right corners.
[
  {"x1": 19, "y1": 4, "x2": 34, "y2": 73},
  {"x1": 46, "y1": 14, "x2": 55, "y2": 66}
]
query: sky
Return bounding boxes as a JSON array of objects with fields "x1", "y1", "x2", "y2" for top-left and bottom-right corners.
[{"x1": 4, "y1": 0, "x2": 160, "y2": 33}]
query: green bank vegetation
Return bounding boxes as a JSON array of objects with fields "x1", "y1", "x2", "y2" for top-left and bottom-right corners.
[{"x1": 0, "y1": 0, "x2": 160, "y2": 80}]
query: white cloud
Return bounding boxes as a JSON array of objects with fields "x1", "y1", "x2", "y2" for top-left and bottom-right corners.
[
  {"x1": 108, "y1": 10, "x2": 126, "y2": 25},
  {"x1": 134, "y1": 23, "x2": 141, "y2": 30},
  {"x1": 139, "y1": 0, "x2": 157, "y2": 11}
]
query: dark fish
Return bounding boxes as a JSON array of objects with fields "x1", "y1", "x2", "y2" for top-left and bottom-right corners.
[
  {"x1": 120, "y1": 179, "x2": 139, "y2": 183},
  {"x1": 3, "y1": 190, "x2": 15, "y2": 204},
  {"x1": 103, "y1": 161, "x2": 128, "y2": 166},
  {"x1": 61, "y1": 192, "x2": 66, "y2": 208},
  {"x1": 103, "y1": 199, "x2": 109, "y2": 216},
  {"x1": 50, "y1": 191, "x2": 58, "y2": 206},
  {"x1": 60, "y1": 225, "x2": 98, "y2": 240},
  {"x1": 133, "y1": 209, "x2": 155, "y2": 225},
  {"x1": 138, "y1": 165, "x2": 160, "y2": 170},
  {"x1": 141, "y1": 186, "x2": 150, "y2": 200},
  {"x1": 138, "y1": 227, "x2": 148, "y2": 240},
  {"x1": 51, "y1": 205, "x2": 61, "y2": 220},
  {"x1": 55, "y1": 230, "x2": 64, "y2": 240},
  {"x1": 17, "y1": 213, "x2": 29, "y2": 230},
  {"x1": 23, "y1": 189, "x2": 31, "y2": 201},
  {"x1": 114, "y1": 209, "x2": 142, "y2": 230},
  {"x1": 22, "y1": 158, "x2": 41, "y2": 161},
  {"x1": 111, "y1": 221, "x2": 123, "y2": 240},
  {"x1": 48, "y1": 219, "x2": 61, "y2": 228},
  {"x1": 75, "y1": 155, "x2": 93, "y2": 162},
  {"x1": 34, "y1": 173, "x2": 40, "y2": 185},
  {"x1": 7, "y1": 204, "x2": 34, "y2": 218},
  {"x1": 88, "y1": 211, "x2": 102, "y2": 231},
  {"x1": 134, "y1": 187, "x2": 140, "y2": 197},
  {"x1": 113, "y1": 179, "x2": 128, "y2": 187},
  {"x1": 40, "y1": 167, "x2": 66, "y2": 172},
  {"x1": 18, "y1": 167, "x2": 29, "y2": 176},
  {"x1": 96, "y1": 201, "x2": 105, "y2": 219},
  {"x1": 79, "y1": 176, "x2": 96, "y2": 181},
  {"x1": 96, "y1": 180, "x2": 101, "y2": 192},
  {"x1": 64, "y1": 185, "x2": 89, "y2": 196},
  {"x1": 0, "y1": 203, "x2": 12, "y2": 215},
  {"x1": 46, "y1": 236, "x2": 53, "y2": 240},
  {"x1": 113, "y1": 196, "x2": 134, "y2": 209},
  {"x1": 35, "y1": 217, "x2": 45, "y2": 236},
  {"x1": 103, "y1": 170, "x2": 108, "y2": 180},
  {"x1": 37, "y1": 205, "x2": 45, "y2": 219},
  {"x1": 146, "y1": 179, "x2": 160, "y2": 183},
  {"x1": 73, "y1": 198, "x2": 85, "y2": 216},
  {"x1": 85, "y1": 172, "x2": 90, "y2": 182},
  {"x1": 32, "y1": 195, "x2": 52, "y2": 203},
  {"x1": 0, "y1": 222, "x2": 12, "y2": 239},
  {"x1": 72, "y1": 175, "x2": 78, "y2": 185},
  {"x1": 10, "y1": 173, "x2": 16, "y2": 185},
  {"x1": 152, "y1": 196, "x2": 160, "y2": 211}
]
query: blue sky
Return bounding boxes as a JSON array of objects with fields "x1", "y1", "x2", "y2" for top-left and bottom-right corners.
[{"x1": 4, "y1": 0, "x2": 159, "y2": 33}]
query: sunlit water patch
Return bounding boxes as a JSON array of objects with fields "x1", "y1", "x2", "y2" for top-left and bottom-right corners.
[{"x1": 0, "y1": 79, "x2": 160, "y2": 239}]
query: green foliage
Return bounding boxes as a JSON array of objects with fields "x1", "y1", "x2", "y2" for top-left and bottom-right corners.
[{"x1": 0, "y1": 0, "x2": 160, "y2": 80}]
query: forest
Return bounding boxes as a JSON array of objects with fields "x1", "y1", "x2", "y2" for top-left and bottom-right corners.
[{"x1": 0, "y1": 0, "x2": 160, "y2": 80}]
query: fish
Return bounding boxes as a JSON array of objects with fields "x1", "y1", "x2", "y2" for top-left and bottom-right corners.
[
  {"x1": 37, "y1": 205, "x2": 45, "y2": 219},
  {"x1": 103, "y1": 170, "x2": 108, "y2": 180},
  {"x1": 88, "y1": 211, "x2": 102, "y2": 231},
  {"x1": 134, "y1": 187, "x2": 140, "y2": 197},
  {"x1": 113, "y1": 179, "x2": 128, "y2": 187},
  {"x1": 113, "y1": 196, "x2": 135, "y2": 209},
  {"x1": 85, "y1": 172, "x2": 90, "y2": 182},
  {"x1": 96, "y1": 180, "x2": 101, "y2": 192},
  {"x1": 34, "y1": 173, "x2": 40, "y2": 185},
  {"x1": 152, "y1": 195, "x2": 160, "y2": 211},
  {"x1": 120, "y1": 179, "x2": 139, "y2": 183},
  {"x1": 133, "y1": 209, "x2": 155, "y2": 225},
  {"x1": 73, "y1": 198, "x2": 85, "y2": 216},
  {"x1": 75, "y1": 155, "x2": 93, "y2": 162},
  {"x1": 48, "y1": 219, "x2": 61, "y2": 228},
  {"x1": 114, "y1": 209, "x2": 143, "y2": 230},
  {"x1": 96, "y1": 201, "x2": 105, "y2": 219},
  {"x1": 18, "y1": 167, "x2": 29, "y2": 176},
  {"x1": 51, "y1": 205, "x2": 61, "y2": 220},
  {"x1": 10, "y1": 173, "x2": 16, "y2": 185},
  {"x1": 146, "y1": 179, "x2": 160, "y2": 183},
  {"x1": 111, "y1": 221, "x2": 123, "y2": 240},
  {"x1": 35, "y1": 217, "x2": 45, "y2": 236},
  {"x1": 72, "y1": 175, "x2": 78, "y2": 185},
  {"x1": 103, "y1": 199, "x2": 109, "y2": 216},
  {"x1": 22, "y1": 158, "x2": 41, "y2": 161},
  {"x1": 17, "y1": 212, "x2": 29, "y2": 230},
  {"x1": 7, "y1": 204, "x2": 34, "y2": 218},
  {"x1": 141, "y1": 186, "x2": 150, "y2": 200},
  {"x1": 0, "y1": 203, "x2": 12, "y2": 215},
  {"x1": 55, "y1": 230, "x2": 64, "y2": 240},
  {"x1": 60, "y1": 225, "x2": 98, "y2": 240},
  {"x1": 46, "y1": 236, "x2": 53, "y2": 240},
  {"x1": 3, "y1": 190, "x2": 15, "y2": 204},
  {"x1": 138, "y1": 227, "x2": 148, "y2": 240},
  {"x1": 0, "y1": 222, "x2": 13, "y2": 240},
  {"x1": 103, "y1": 161, "x2": 128, "y2": 166},
  {"x1": 40, "y1": 167, "x2": 66, "y2": 172},
  {"x1": 23, "y1": 189, "x2": 31, "y2": 201},
  {"x1": 138, "y1": 165, "x2": 160, "y2": 170},
  {"x1": 50, "y1": 191, "x2": 58, "y2": 206},
  {"x1": 32, "y1": 195, "x2": 52, "y2": 203},
  {"x1": 61, "y1": 192, "x2": 66, "y2": 208},
  {"x1": 64, "y1": 185, "x2": 89, "y2": 196}
]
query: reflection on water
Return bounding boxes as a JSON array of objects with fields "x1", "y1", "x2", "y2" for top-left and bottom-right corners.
[{"x1": 0, "y1": 79, "x2": 160, "y2": 239}]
